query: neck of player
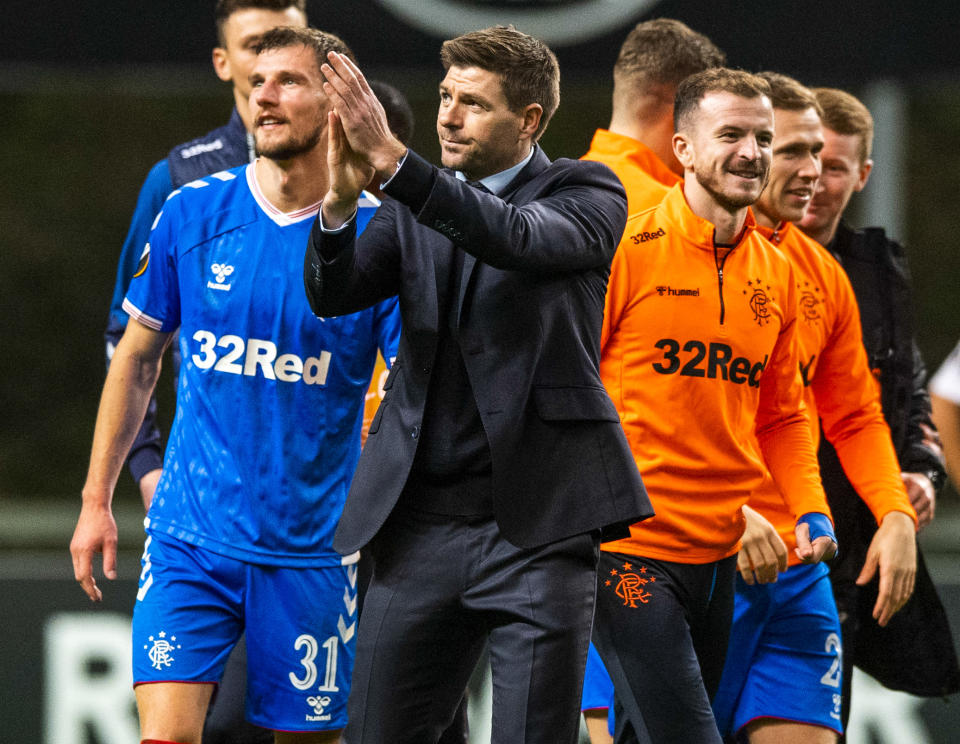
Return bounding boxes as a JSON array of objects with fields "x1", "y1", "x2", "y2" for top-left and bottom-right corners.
[
  {"x1": 683, "y1": 178, "x2": 749, "y2": 245},
  {"x1": 800, "y1": 217, "x2": 838, "y2": 248},
  {"x1": 608, "y1": 97, "x2": 682, "y2": 177},
  {"x1": 752, "y1": 203, "x2": 782, "y2": 231},
  {"x1": 254, "y1": 147, "x2": 329, "y2": 214}
]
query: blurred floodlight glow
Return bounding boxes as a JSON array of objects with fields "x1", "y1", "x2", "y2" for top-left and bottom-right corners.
[{"x1": 375, "y1": 0, "x2": 660, "y2": 45}]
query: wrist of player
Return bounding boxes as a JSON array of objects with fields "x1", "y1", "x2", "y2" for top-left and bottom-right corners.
[
  {"x1": 80, "y1": 480, "x2": 115, "y2": 508},
  {"x1": 797, "y1": 512, "x2": 837, "y2": 546},
  {"x1": 881, "y1": 508, "x2": 919, "y2": 531}
]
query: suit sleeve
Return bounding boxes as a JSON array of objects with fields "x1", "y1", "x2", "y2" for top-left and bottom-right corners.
[
  {"x1": 812, "y1": 260, "x2": 917, "y2": 526},
  {"x1": 601, "y1": 234, "x2": 636, "y2": 353},
  {"x1": 304, "y1": 198, "x2": 403, "y2": 318},
  {"x1": 754, "y1": 265, "x2": 833, "y2": 522},
  {"x1": 384, "y1": 149, "x2": 628, "y2": 273},
  {"x1": 105, "y1": 158, "x2": 173, "y2": 484}
]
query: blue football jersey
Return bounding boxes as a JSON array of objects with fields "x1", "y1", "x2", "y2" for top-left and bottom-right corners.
[{"x1": 123, "y1": 163, "x2": 399, "y2": 567}]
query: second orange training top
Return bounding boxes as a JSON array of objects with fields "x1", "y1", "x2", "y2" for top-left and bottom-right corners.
[
  {"x1": 582, "y1": 129, "x2": 680, "y2": 216},
  {"x1": 600, "y1": 185, "x2": 832, "y2": 564},
  {"x1": 748, "y1": 221, "x2": 916, "y2": 564}
]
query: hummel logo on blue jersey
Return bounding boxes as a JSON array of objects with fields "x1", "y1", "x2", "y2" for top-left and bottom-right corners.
[{"x1": 208, "y1": 263, "x2": 235, "y2": 291}]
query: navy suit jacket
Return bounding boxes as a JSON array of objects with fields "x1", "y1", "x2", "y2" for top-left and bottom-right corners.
[{"x1": 305, "y1": 146, "x2": 652, "y2": 553}]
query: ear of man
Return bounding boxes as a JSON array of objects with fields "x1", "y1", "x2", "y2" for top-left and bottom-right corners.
[
  {"x1": 672, "y1": 131, "x2": 694, "y2": 171},
  {"x1": 212, "y1": 47, "x2": 232, "y2": 83},
  {"x1": 520, "y1": 103, "x2": 543, "y2": 140}
]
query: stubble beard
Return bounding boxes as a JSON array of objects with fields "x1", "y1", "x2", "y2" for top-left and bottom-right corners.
[
  {"x1": 440, "y1": 143, "x2": 480, "y2": 177},
  {"x1": 696, "y1": 161, "x2": 768, "y2": 212},
  {"x1": 256, "y1": 124, "x2": 322, "y2": 162}
]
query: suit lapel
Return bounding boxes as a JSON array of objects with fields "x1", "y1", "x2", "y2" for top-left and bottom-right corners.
[
  {"x1": 455, "y1": 146, "x2": 552, "y2": 325},
  {"x1": 431, "y1": 233, "x2": 455, "y2": 329},
  {"x1": 456, "y1": 250, "x2": 477, "y2": 327}
]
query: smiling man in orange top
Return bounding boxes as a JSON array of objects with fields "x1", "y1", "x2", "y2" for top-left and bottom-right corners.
[
  {"x1": 580, "y1": 21, "x2": 726, "y2": 743},
  {"x1": 591, "y1": 68, "x2": 837, "y2": 744},
  {"x1": 710, "y1": 72, "x2": 917, "y2": 744},
  {"x1": 582, "y1": 19, "x2": 725, "y2": 216}
]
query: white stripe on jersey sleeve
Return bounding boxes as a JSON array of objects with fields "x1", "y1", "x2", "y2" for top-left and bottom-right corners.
[
  {"x1": 341, "y1": 550, "x2": 360, "y2": 566},
  {"x1": 210, "y1": 170, "x2": 236, "y2": 182},
  {"x1": 121, "y1": 298, "x2": 164, "y2": 331}
]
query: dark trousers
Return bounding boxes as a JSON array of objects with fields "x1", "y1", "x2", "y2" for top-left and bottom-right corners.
[
  {"x1": 344, "y1": 505, "x2": 600, "y2": 744},
  {"x1": 593, "y1": 552, "x2": 737, "y2": 744},
  {"x1": 357, "y1": 548, "x2": 469, "y2": 743}
]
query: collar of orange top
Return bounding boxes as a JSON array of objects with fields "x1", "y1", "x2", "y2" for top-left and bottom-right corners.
[
  {"x1": 589, "y1": 129, "x2": 682, "y2": 189},
  {"x1": 653, "y1": 182, "x2": 758, "y2": 251}
]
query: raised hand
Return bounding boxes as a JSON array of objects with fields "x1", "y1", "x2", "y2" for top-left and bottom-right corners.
[
  {"x1": 320, "y1": 52, "x2": 407, "y2": 180},
  {"x1": 322, "y1": 110, "x2": 374, "y2": 229}
]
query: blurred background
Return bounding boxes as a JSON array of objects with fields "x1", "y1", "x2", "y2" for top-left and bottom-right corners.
[{"x1": 1, "y1": 1, "x2": 958, "y2": 741}]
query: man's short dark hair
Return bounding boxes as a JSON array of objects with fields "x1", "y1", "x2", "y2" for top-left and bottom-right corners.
[
  {"x1": 756, "y1": 71, "x2": 823, "y2": 117},
  {"x1": 674, "y1": 68, "x2": 771, "y2": 132},
  {"x1": 440, "y1": 26, "x2": 559, "y2": 141},
  {"x1": 253, "y1": 26, "x2": 355, "y2": 73},
  {"x1": 369, "y1": 81, "x2": 415, "y2": 146},
  {"x1": 215, "y1": 0, "x2": 307, "y2": 46},
  {"x1": 615, "y1": 18, "x2": 725, "y2": 91},
  {"x1": 814, "y1": 87, "x2": 874, "y2": 164}
]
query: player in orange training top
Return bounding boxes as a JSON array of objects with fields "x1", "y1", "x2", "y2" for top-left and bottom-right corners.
[
  {"x1": 711, "y1": 71, "x2": 916, "y2": 744},
  {"x1": 579, "y1": 21, "x2": 726, "y2": 743},
  {"x1": 591, "y1": 68, "x2": 837, "y2": 744}
]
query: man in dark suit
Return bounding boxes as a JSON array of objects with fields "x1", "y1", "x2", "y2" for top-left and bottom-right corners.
[{"x1": 303, "y1": 26, "x2": 652, "y2": 744}]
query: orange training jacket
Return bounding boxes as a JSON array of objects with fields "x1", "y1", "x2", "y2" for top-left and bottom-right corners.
[
  {"x1": 600, "y1": 186, "x2": 832, "y2": 563},
  {"x1": 582, "y1": 129, "x2": 679, "y2": 216},
  {"x1": 749, "y1": 221, "x2": 916, "y2": 563}
]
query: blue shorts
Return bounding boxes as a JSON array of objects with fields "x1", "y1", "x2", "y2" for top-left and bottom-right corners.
[
  {"x1": 132, "y1": 533, "x2": 356, "y2": 732},
  {"x1": 712, "y1": 562, "x2": 843, "y2": 736},
  {"x1": 581, "y1": 641, "x2": 615, "y2": 735}
]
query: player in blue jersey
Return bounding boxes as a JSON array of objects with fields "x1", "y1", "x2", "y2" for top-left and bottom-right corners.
[
  {"x1": 105, "y1": 8, "x2": 308, "y2": 742},
  {"x1": 71, "y1": 27, "x2": 400, "y2": 744},
  {"x1": 107, "y1": 0, "x2": 308, "y2": 507}
]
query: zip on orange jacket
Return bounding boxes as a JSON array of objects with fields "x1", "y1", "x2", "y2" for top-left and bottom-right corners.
[
  {"x1": 583, "y1": 129, "x2": 678, "y2": 216},
  {"x1": 600, "y1": 185, "x2": 832, "y2": 564},
  {"x1": 747, "y1": 221, "x2": 916, "y2": 564}
]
